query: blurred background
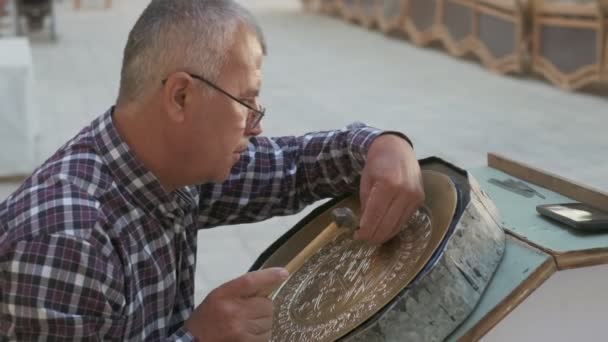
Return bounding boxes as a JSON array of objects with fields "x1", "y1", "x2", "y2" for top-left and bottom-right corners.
[{"x1": 1, "y1": 0, "x2": 607, "y2": 311}]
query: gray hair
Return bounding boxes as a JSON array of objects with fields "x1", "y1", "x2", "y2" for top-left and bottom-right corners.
[{"x1": 117, "y1": 0, "x2": 266, "y2": 104}]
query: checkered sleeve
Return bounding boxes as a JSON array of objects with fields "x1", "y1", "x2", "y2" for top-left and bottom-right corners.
[
  {"x1": 197, "y1": 123, "x2": 390, "y2": 227},
  {"x1": 166, "y1": 327, "x2": 197, "y2": 341},
  {"x1": 1, "y1": 232, "x2": 125, "y2": 340}
]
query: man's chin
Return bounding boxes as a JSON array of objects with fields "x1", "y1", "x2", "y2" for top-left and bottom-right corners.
[
  {"x1": 200, "y1": 157, "x2": 240, "y2": 184},
  {"x1": 216, "y1": 163, "x2": 238, "y2": 183},
  {"x1": 193, "y1": 169, "x2": 229, "y2": 185}
]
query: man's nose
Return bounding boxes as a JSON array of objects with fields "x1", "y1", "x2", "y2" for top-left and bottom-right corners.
[{"x1": 247, "y1": 121, "x2": 263, "y2": 137}]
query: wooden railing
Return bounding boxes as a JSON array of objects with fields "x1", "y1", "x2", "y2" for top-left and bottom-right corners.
[{"x1": 302, "y1": 0, "x2": 608, "y2": 90}]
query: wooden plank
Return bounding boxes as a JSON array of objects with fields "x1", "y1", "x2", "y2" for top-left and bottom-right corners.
[
  {"x1": 532, "y1": 54, "x2": 601, "y2": 90},
  {"x1": 477, "y1": 0, "x2": 517, "y2": 13},
  {"x1": 476, "y1": 2, "x2": 517, "y2": 22},
  {"x1": 452, "y1": 0, "x2": 475, "y2": 6},
  {"x1": 538, "y1": 15, "x2": 600, "y2": 28},
  {"x1": 536, "y1": 1, "x2": 598, "y2": 17},
  {"x1": 0, "y1": 174, "x2": 26, "y2": 183},
  {"x1": 446, "y1": 234, "x2": 556, "y2": 341},
  {"x1": 487, "y1": 152, "x2": 608, "y2": 212},
  {"x1": 554, "y1": 248, "x2": 608, "y2": 269}
]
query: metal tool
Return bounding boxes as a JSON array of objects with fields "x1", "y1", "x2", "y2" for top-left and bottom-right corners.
[
  {"x1": 330, "y1": 207, "x2": 360, "y2": 231},
  {"x1": 283, "y1": 207, "x2": 360, "y2": 275},
  {"x1": 264, "y1": 207, "x2": 359, "y2": 298}
]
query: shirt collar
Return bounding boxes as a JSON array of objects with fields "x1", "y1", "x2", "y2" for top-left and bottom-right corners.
[{"x1": 91, "y1": 107, "x2": 197, "y2": 220}]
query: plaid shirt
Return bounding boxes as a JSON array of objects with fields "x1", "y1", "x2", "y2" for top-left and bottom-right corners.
[{"x1": 0, "y1": 108, "x2": 391, "y2": 341}]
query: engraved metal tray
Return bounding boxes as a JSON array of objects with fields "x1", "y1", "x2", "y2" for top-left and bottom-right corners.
[{"x1": 258, "y1": 171, "x2": 458, "y2": 341}]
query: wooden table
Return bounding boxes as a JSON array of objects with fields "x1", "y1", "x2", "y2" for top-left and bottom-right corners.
[{"x1": 447, "y1": 153, "x2": 608, "y2": 340}]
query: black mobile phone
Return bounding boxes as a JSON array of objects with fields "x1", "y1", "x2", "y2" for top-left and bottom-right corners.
[{"x1": 536, "y1": 203, "x2": 608, "y2": 232}]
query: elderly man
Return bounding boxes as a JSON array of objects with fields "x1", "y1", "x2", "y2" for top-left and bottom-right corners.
[{"x1": 0, "y1": 0, "x2": 424, "y2": 340}]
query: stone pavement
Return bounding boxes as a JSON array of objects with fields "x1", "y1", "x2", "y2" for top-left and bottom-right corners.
[{"x1": 1, "y1": 0, "x2": 607, "y2": 307}]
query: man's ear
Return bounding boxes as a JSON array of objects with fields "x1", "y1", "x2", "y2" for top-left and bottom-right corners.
[{"x1": 162, "y1": 72, "x2": 192, "y2": 123}]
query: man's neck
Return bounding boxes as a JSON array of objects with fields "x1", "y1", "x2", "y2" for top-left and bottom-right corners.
[{"x1": 112, "y1": 104, "x2": 179, "y2": 192}]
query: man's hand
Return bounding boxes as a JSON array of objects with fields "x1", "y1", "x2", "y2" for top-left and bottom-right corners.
[
  {"x1": 356, "y1": 134, "x2": 425, "y2": 244},
  {"x1": 184, "y1": 268, "x2": 289, "y2": 342}
]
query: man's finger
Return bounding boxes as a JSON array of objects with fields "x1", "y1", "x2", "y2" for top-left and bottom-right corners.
[
  {"x1": 245, "y1": 316, "x2": 274, "y2": 336},
  {"x1": 357, "y1": 183, "x2": 395, "y2": 241},
  {"x1": 370, "y1": 193, "x2": 408, "y2": 244},
  {"x1": 221, "y1": 268, "x2": 289, "y2": 298},
  {"x1": 243, "y1": 297, "x2": 274, "y2": 319},
  {"x1": 391, "y1": 203, "x2": 418, "y2": 239},
  {"x1": 249, "y1": 331, "x2": 272, "y2": 342},
  {"x1": 359, "y1": 173, "x2": 373, "y2": 214}
]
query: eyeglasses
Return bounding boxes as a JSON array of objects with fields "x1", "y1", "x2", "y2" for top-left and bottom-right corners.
[{"x1": 162, "y1": 73, "x2": 266, "y2": 130}]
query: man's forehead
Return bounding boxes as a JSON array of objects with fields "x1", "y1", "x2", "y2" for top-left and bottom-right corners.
[
  {"x1": 230, "y1": 25, "x2": 264, "y2": 69},
  {"x1": 216, "y1": 25, "x2": 263, "y2": 93}
]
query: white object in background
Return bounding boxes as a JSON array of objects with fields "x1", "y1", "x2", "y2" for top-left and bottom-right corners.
[
  {"x1": 0, "y1": 37, "x2": 38, "y2": 176},
  {"x1": 483, "y1": 263, "x2": 608, "y2": 342}
]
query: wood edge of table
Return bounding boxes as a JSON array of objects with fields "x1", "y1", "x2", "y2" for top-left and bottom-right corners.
[
  {"x1": 487, "y1": 152, "x2": 608, "y2": 212},
  {"x1": 459, "y1": 235, "x2": 557, "y2": 341}
]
